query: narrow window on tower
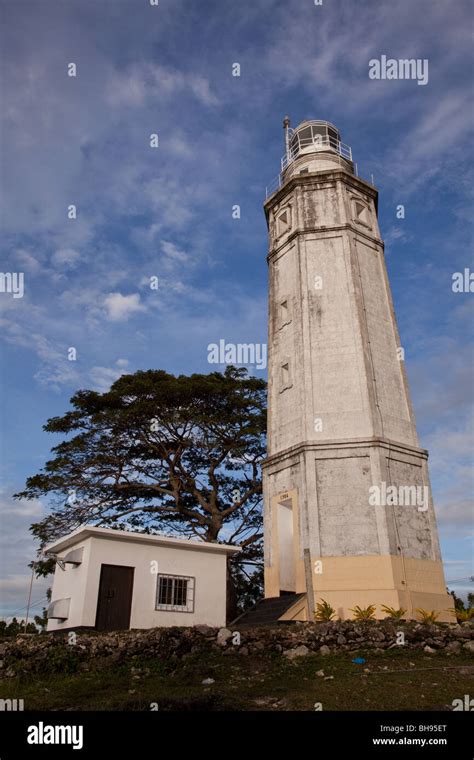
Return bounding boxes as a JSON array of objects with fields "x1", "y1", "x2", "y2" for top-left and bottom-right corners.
[
  {"x1": 276, "y1": 206, "x2": 292, "y2": 237},
  {"x1": 280, "y1": 360, "x2": 292, "y2": 392},
  {"x1": 279, "y1": 297, "x2": 292, "y2": 329},
  {"x1": 352, "y1": 198, "x2": 371, "y2": 229}
]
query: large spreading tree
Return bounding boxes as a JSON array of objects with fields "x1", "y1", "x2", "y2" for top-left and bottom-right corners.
[{"x1": 15, "y1": 366, "x2": 267, "y2": 618}]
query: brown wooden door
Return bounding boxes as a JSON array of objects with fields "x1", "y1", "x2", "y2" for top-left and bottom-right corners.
[{"x1": 95, "y1": 564, "x2": 134, "y2": 631}]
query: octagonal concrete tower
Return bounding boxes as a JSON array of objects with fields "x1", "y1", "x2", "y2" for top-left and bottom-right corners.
[{"x1": 262, "y1": 118, "x2": 453, "y2": 622}]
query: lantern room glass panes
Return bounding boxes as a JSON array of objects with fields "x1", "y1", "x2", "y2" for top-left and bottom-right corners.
[
  {"x1": 289, "y1": 122, "x2": 341, "y2": 160},
  {"x1": 295, "y1": 127, "x2": 312, "y2": 143},
  {"x1": 328, "y1": 127, "x2": 339, "y2": 146}
]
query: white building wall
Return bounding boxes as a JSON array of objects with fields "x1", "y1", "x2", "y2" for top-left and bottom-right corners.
[
  {"x1": 47, "y1": 538, "x2": 93, "y2": 631},
  {"x1": 48, "y1": 535, "x2": 229, "y2": 631}
]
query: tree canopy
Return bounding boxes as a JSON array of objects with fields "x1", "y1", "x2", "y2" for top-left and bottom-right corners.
[{"x1": 15, "y1": 366, "x2": 267, "y2": 612}]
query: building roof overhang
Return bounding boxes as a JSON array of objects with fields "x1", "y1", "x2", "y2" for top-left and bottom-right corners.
[{"x1": 44, "y1": 525, "x2": 242, "y2": 557}]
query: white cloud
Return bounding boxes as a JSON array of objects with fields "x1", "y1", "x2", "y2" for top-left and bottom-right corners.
[
  {"x1": 0, "y1": 487, "x2": 50, "y2": 619},
  {"x1": 386, "y1": 91, "x2": 473, "y2": 188},
  {"x1": 15, "y1": 249, "x2": 42, "y2": 274},
  {"x1": 51, "y1": 248, "x2": 81, "y2": 269},
  {"x1": 1, "y1": 497, "x2": 44, "y2": 519},
  {"x1": 384, "y1": 227, "x2": 409, "y2": 248},
  {"x1": 104, "y1": 292, "x2": 146, "y2": 322},
  {"x1": 0, "y1": 317, "x2": 82, "y2": 390},
  {"x1": 161, "y1": 240, "x2": 189, "y2": 269},
  {"x1": 106, "y1": 69, "x2": 147, "y2": 107},
  {"x1": 106, "y1": 62, "x2": 218, "y2": 109},
  {"x1": 89, "y1": 360, "x2": 130, "y2": 392}
]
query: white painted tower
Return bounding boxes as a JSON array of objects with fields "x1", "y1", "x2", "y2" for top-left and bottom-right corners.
[{"x1": 262, "y1": 118, "x2": 453, "y2": 621}]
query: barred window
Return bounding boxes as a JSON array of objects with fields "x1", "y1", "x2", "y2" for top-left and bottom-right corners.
[{"x1": 155, "y1": 574, "x2": 195, "y2": 613}]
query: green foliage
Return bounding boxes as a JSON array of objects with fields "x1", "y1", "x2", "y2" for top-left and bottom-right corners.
[
  {"x1": 380, "y1": 605, "x2": 407, "y2": 620},
  {"x1": 449, "y1": 607, "x2": 474, "y2": 622},
  {"x1": 314, "y1": 599, "x2": 336, "y2": 621},
  {"x1": 34, "y1": 588, "x2": 52, "y2": 631},
  {"x1": 449, "y1": 590, "x2": 474, "y2": 621},
  {"x1": 450, "y1": 589, "x2": 466, "y2": 611},
  {"x1": 416, "y1": 608, "x2": 440, "y2": 624},
  {"x1": 4, "y1": 645, "x2": 472, "y2": 712},
  {"x1": 14, "y1": 367, "x2": 267, "y2": 613},
  {"x1": 232, "y1": 566, "x2": 264, "y2": 614},
  {"x1": 35, "y1": 645, "x2": 81, "y2": 675},
  {"x1": 350, "y1": 604, "x2": 377, "y2": 621},
  {"x1": 31, "y1": 557, "x2": 56, "y2": 579},
  {"x1": 0, "y1": 617, "x2": 38, "y2": 636}
]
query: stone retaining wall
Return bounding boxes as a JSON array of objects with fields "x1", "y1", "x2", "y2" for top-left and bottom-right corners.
[{"x1": 0, "y1": 620, "x2": 472, "y2": 678}]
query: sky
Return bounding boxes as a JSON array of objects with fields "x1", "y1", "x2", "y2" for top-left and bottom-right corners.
[{"x1": 0, "y1": 0, "x2": 473, "y2": 620}]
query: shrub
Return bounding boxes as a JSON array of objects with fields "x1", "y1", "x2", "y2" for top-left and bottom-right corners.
[
  {"x1": 350, "y1": 604, "x2": 377, "y2": 621},
  {"x1": 450, "y1": 607, "x2": 474, "y2": 623},
  {"x1": 416, "y1": 608, "x2": 440, "y2": 624},
  {"x1": 314, "y1": 599, "x2": 336, "y2": 621},
  {"x1": 381, "y1": 605, "x2": 407, "y2": 620}
]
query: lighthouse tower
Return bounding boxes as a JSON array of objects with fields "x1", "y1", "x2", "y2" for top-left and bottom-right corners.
[{"x1": 262, "y1": 118, "x2": 453, "y2": 622}]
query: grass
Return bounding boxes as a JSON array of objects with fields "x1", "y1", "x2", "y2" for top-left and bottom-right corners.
[{"x1": 1, "y1": 648, "x2": 472, "y2": 711}]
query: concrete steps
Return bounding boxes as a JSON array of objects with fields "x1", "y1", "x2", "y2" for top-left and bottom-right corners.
[{"x1": 231, "y1": 593, "x2": 306, "y2": 628}]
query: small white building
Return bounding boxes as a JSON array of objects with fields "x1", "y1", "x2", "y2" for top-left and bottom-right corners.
[{"x1": 45, "y1": 526, "x2": 240, "y2": 632}]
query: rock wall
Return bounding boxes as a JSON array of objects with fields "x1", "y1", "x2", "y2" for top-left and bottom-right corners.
[{"x1": 0, "y1": 620, "x2": 472, "y2": 678}]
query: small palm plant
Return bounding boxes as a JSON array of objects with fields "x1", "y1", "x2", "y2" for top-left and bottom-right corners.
[
  {"x1": 314, "y1": 599, "x2": 336, "y2": 621},
  {"x1": 350, "y1": 604, "x2": 377, "y2": 621},
  {"x1": 416, "y1": 608, "x2": 440, "y2": 624},
  {"x1": 381, "y1": 605, "x2": 407, "y2": 620},
  {"x1": 449, "y1": 607, "x2": 474, "y2": 623}
]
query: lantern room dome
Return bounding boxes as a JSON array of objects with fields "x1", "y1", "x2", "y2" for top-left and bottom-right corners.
[
  {"x1": 265, "y1": 118, "x2": 356, "y2": 198},
  {"x1": 289, "y1": 120, "x2": 342, "y2": 158},
  {"x1": 282, "y1": 119, "x2": 353, "y2": 182}
]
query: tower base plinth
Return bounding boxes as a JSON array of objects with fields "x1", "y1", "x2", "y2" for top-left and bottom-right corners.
[{"x1": 265, "y1": 554, "x2": 455, "y2": 622}]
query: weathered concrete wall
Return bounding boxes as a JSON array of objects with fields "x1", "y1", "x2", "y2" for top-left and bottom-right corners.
[
  {"x1": 262, "y1": 149, "x2": 451, "y2": 619},
  {"x1": 266, "y1": 172, "x2": 419, "y2": 448},
  {"x1": 316, "y1": 456, "x2": 378, "y2": 556}
]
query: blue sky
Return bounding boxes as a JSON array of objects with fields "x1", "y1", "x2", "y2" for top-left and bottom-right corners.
[{"x1": 0, "y1": 0, "x2": 473, "y2": 619}]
